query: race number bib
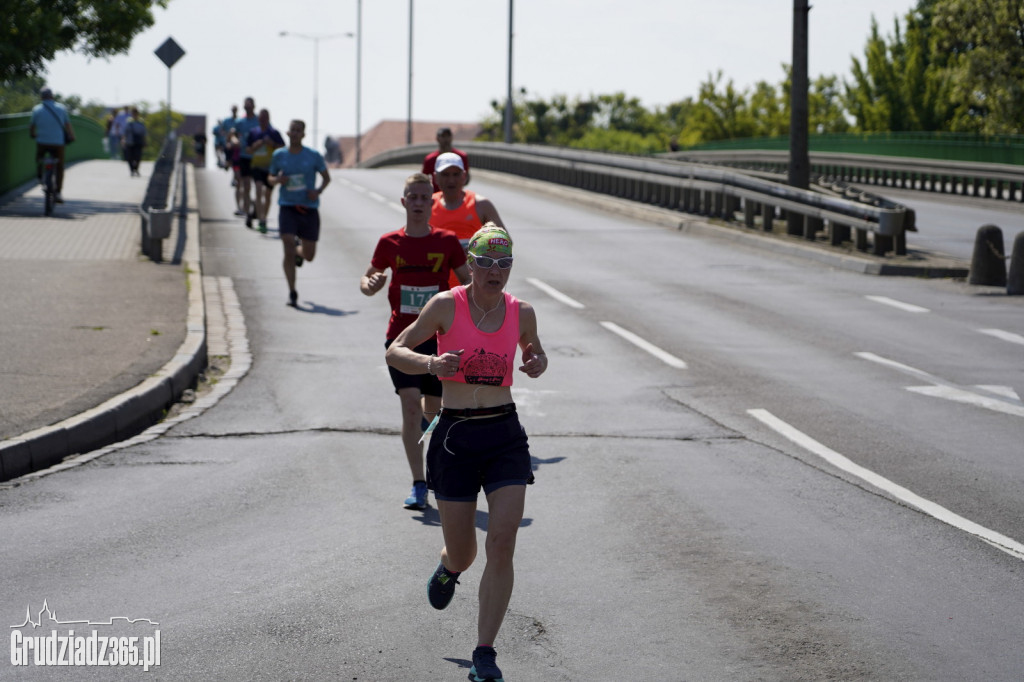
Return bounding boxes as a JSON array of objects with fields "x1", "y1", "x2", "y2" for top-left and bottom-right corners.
[
  {"x1": 286, "y1": 174, "x2": 307, "y2": 191},
  {"x1": 400, "y1": 285, "x2": 439, "y2": 315}
]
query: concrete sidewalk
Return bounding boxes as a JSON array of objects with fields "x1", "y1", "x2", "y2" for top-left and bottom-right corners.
[{"x1": 0, "y1": 158, "x2": 206, "y2": 481}]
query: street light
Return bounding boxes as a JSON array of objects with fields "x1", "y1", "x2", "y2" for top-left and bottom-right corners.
[
  {"x1": 505, "y1": 0, "x2": 514, "y2": 143},
  {"x1": 356, "y1": 0, "x2": 363, "y2": 163},
  {"x1": 407, "y1": 0, "x2": 413, "y2": 145},
  {"x1": 279, "y1": 30, "x2": 354, "y2": 149}
]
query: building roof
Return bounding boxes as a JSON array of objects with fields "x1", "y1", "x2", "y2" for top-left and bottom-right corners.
[{"x1": 327, "y1": 120, "x2": 483, "y2": 168}]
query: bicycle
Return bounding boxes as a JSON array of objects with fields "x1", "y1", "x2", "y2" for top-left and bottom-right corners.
[{"x1": 39, "y1": 151, "x2": 57, "y2": 216}]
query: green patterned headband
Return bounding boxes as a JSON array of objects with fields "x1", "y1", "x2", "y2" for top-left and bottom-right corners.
[{"x1": 467, "y1": 225, "x2": 513, "y2": 257}]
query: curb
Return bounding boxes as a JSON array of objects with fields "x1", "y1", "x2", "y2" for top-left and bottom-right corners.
[
  {"x1": 0, "y1": 164, "x2": 207, "y2": 481},
  {"x1": 477, "y1": 169, "x2": 971, "y2": 278}
]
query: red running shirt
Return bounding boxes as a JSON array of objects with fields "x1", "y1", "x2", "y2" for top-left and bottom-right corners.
[{"x1": 371, "y1": 227, "x2": 467, "y2": 339}]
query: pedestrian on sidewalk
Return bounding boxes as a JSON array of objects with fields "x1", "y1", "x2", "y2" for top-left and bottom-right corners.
[
  {"x1": 110, "y1": 106, "x2": 130, "y2": 160},
  {"x1": 268, "y1": 119, "x2": 331, "y2": 308},
  {"x1": 122, "y1": 108, "x2": 146, "y2": 177},
  {"x1": 360, "y1": 173, "x2": 469, "y2": 510},
  {"x1": 385, "y1": 224, "x2": 548, "y2": 682}
]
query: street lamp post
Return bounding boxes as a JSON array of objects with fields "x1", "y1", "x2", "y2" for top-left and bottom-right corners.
[
  {"x1": 504, "y1": 0, "x2": 514, "y2": 143},
  {"x1": 356, "y1": 0, "x2": 363, "y2": 163},
  {"x1": 279, "y1": 31, "x2": 354, "y2": 149},
  {"x1": 407, "y1": 0, "x2": 413, "y2": 145}
]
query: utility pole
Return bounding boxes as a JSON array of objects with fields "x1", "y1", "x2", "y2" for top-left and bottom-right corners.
[
  {"x1": 504, "y1": 0, "x2": 514, "y2": 144},
  {"x1": 407, "y1": 0, "x2": 413, "y2": 145},
  {"x1": 788, "y1": 0, "x2": 811, "y2": 235}
]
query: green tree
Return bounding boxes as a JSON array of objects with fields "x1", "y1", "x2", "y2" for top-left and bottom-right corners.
[
  {"x1": 932, "y1": 0, "x2": 1024, "y2": 133},
  {"x1": 809, "y1": 75, "x2": 853, "y2": 134},
  {"x1": 1, "y1": 0, "x2": 170, "y2": 82},
  {"x1": 0, "y1": 75, "x2": 46, "y2": 114},
  {"x1": 843, "y1": 4, "x2": 961, "y2": 132}
]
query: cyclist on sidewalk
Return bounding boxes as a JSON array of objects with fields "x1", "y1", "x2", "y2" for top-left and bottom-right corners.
[{"x1": 29, "y1": 87, "x2": 75, "y2": 203}]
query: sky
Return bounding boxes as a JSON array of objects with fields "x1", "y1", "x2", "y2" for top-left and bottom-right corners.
[{"x1": 43, "y1": 0, "x2": 918, "y2": 143}]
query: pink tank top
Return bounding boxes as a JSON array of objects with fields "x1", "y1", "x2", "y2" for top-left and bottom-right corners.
[{"x1": 437, "y1": 286, "x2": 520, "y2": 387}]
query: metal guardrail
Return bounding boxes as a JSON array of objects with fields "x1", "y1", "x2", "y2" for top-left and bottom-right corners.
[
  {"x1": 667, "y1": 149, "x2": 1024, "y2": 203},
  {"x1": 139, "y1": 135, "x2": 182, "y2": 261},
  {"x1": 365, "y1": 142, "x2": 909, "y2": 257},
  {"x1": 0, "y1": 112, "x2": 106, "y2": 196}
]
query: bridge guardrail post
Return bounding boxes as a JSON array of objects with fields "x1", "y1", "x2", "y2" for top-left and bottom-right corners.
[{"x1": 761, "y1": 204, "x2": 774, "y2": 232}]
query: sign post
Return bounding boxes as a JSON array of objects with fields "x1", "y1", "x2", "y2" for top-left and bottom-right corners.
[{"x1": 154, "y1": 37, "x2": 186, "y2": 141}]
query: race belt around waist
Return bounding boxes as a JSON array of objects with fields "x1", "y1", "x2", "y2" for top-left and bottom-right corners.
[{"x1": 439, "y1": 403, "x2": 516, "y2": 419}]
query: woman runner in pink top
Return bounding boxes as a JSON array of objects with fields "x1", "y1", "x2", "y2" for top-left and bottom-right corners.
[{"x1": 385, "y1": 223, "x2": 548, "y2": 682}]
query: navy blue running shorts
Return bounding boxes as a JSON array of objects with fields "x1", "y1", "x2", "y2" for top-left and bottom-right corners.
[
  {"x1": 385, "y1": 338, "x2": 442, "y2": 397},
  {"x1": 278, "y1": 204, "x2": 321, "y2": 241},
  {"x1": 426, "y1": 410, "x2": 534, "y2": 502}
]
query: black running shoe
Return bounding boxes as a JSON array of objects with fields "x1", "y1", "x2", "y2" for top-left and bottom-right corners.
[
  {"x1": 427, "y1": 561, "x2": 460, "y2": 610},
  {"x1": 295, "y1": 254, "x2": 303, "y2": 267},
  {"x1": 288, "y1": 290, "x2": 298, "y2": 307},
  {"x1": 468, "y1": 646, "x2": 503, "y2": 682}
]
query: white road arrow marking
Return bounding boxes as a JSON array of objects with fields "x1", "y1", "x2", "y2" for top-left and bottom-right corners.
[
  {"x1": 978, "y1": 328, "x2": 1024, "y2": 346},
  {"x1": 856, "y1": 352, "x2": 1024, "y2": 419}
]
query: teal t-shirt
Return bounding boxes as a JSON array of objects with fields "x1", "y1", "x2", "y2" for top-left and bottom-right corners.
[
  {"x1": 269, "y1": 147, "x2": 327, "y2": 208},
  {"x1": 31, "y1": 102, "x2": 70, "y2": 146},
  {"x1": 234, "y1": 115, "x2": 259, "y2": 159}
]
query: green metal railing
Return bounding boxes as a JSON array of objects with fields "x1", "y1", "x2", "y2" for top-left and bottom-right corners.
[
  {"x1": 683, "y1": 132, "x2": 1024, "y2": 166},
  {"x1": 0, "y1": 113, "x2": 106, "y2": 196}
]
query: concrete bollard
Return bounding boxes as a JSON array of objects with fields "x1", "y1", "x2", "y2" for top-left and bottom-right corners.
[
  {"x1": 968, "y1": 224, "x2": 1006, "y2": 287},
  {"x1": 1008, "y1": 231, "x2": 1024, "y2": 295}
]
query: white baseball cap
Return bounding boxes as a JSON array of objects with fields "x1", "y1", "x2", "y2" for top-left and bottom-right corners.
[{"x1": 434, "y1": 152, "x2": 464, "y2": 173}]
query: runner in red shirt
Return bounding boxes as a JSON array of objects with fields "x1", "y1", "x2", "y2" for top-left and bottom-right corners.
[
  {"x1": 361, "y1": 172, "x2": 470, "y2": 510},
  {"x1": 422, "y1": 126, "x2": 469, "y2": 192}
]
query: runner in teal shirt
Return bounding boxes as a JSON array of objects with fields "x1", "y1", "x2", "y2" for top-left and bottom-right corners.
[{"x1": 268, "y1": 119, "x2": 331, "y2": 307}]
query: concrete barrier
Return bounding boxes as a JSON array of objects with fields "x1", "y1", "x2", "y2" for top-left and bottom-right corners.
[
  {"x1": 968, "y1": 225, "x2": 1006, "y2": 286},
  {"x1": 1008, "y1": 231, "x2": 1024, "y2": 295}
]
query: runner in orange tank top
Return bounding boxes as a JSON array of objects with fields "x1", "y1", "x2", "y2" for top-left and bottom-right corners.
[{"x1": 430, "y1": 152, "x2": 505, "y2": 288}]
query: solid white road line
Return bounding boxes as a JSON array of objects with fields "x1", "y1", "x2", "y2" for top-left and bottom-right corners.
[
  {"x1": 747, "y1": 408, "x2": 1024, "y2": 561},
  {"x1": 599, "y1": 321, "x2": 687, "y2": 369},
  {"x1": 525, "y1": 278, "x2": 586, "y2": 309},
  {"x1": 865, "y1": 295, "x2": 930, "y2": 313},
  {"x1": 978, "y1": 328, "x2": 1024, "y2": 346}
]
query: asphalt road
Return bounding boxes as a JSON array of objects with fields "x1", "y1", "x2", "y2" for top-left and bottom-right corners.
[
  {"x1": 2, "y1": 166, "x2": 1022, "y2": 681},
  {"x1": 884, "y1": 185, "x2": 1024, "y2": 261}
]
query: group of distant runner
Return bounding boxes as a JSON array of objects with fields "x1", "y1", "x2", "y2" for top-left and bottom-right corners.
[{"x1": 213, "y1": 98, "x2": 329, "y2": 308}]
